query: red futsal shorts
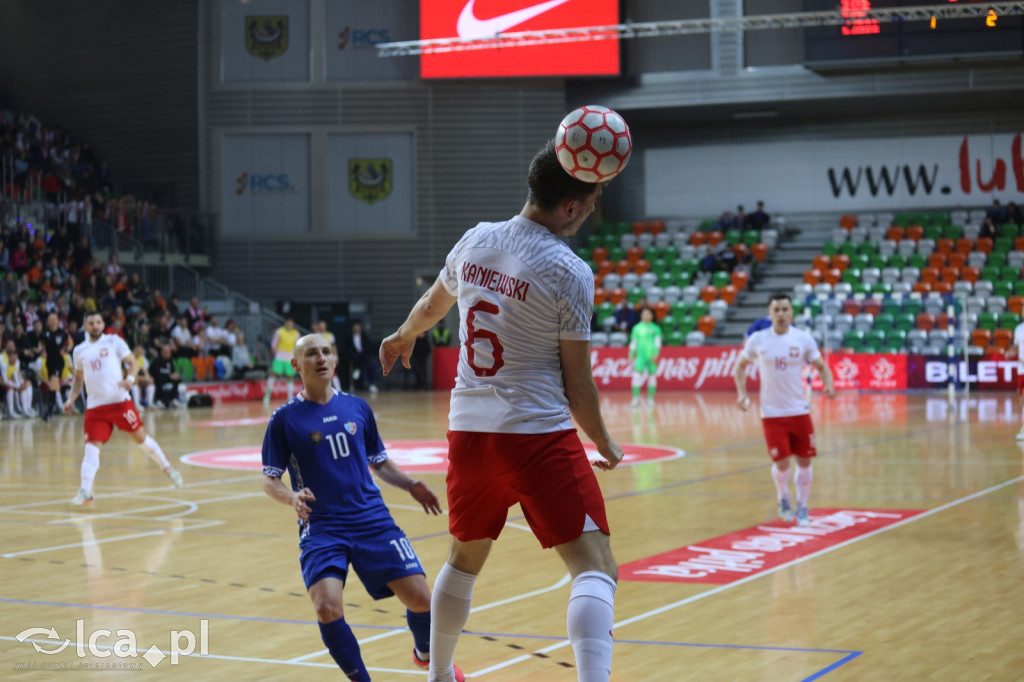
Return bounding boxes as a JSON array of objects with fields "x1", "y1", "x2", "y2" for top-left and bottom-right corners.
[
  {"x1": 446, "y1": 429, "x2": 610, "y2": 549},
  {"x1": 84, "y1": 400, "x2": 143, "y2": 443},
  {"x1": 1017, "y1": 371, "x2": 1024, "y2": 396},
  {"x1": 761, "y1": 414, "x2": 816, "y2": 462}
]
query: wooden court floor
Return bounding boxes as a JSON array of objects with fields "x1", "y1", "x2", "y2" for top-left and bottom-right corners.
[{"x1": 2, "y1": 390, "x2": 1022, "y2": 680}]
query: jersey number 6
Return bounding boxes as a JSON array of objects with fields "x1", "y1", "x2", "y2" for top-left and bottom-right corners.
[{"x1": 465, "y1": 301, "x2": 505, "y2": 377}]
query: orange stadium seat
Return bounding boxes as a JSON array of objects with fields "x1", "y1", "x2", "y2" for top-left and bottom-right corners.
[
  {"x1": 928, "y1": 253, "x2": 947, "y2": 270},
  {"x1": 707, "y1": 231, "x2": 724, "y2": 247},
  {"x1": 936, "y1": 238, "x2": 954, "y2": 256},
  {"x1": 697, "y1": 315, "x2": 717, "y2": 336},
  {"x1": 956, "y1": 238, "x2": 974, "y2": 255},
  {"x1": 594, "y1": 288, "x2": 608, "y2": 305},
  {"x1": 609, "y1": 287, "x2": 627, "y2": 304},
  {"x1": 733, "y1": 243, "x2": 750, "y2": 260},
  {"x1": 813, "y1": 254, "x2": 831, "y2": 271},
  {"x1": 839, "y1": 214, "x2": 857, "y2": 229},
  {"x1": 971, "y1": 329, "x2": 992, "y2": 349},
  {"x1": 649, "y1": 220, "x2": 666, "y2": 235},
  {"x1": 597, "y1": 260, "x2": 613, "y2": 277},
  {"x1": 1016, "y1": 237, "x2": 1024, "y2": 252},
  {"x1": 994, "y1": 329, "x2": 1013, "y2": 351},
  {"x1": 720, "y1": 285, "x2": 738, "y2": 305},
  {"x1": 804, "y1": 269, "x2": 822, "y2": 286},
  {"x1": 752, "y1": 243, "x2": 769, "y2": 262},
  {"x1": 1009, "y1": 296, "x2": 1024, "y2": 316},
  {"x1": 631, "y1": 221, "x2": 649, "y2": 235},
  {"x1": 887, "y1": 226, "x2": 906, "y2": 241},
  {"x1": 823, "y1": 268, "x2": 842, "y2": 286},
  {"x1": 690, "y1": 231, "x2": 707, "y2": 246},
  {"x1": 731, "y1": 270, "x2": 749, "y2": 290},
  {"x1": 592, "y1": 247, "x2": 609, "y2": 262},
  {"x1": 653, "y1": 301, "x2": 671, "y2": 321},
  {"x1": 700, "y1": 286, "x2": 719, "y2": 304},
  {"x1": 961, "y1": 266, "x2": 980, "y2": 284},
  {"x1": 634, "y1": 259, "x2": 651, "y2": 275},
  {"x1": 936, "y1": 313, "x2": 952, "y2": 330},
  {"x1": 626, "y1": 246, "x2": 643, "y2": 263},
  {"x1": 975, "y1": 237, "x2": 993, "y2": 254},
  {"x1": 912, "y1": 282, "x2": 932, "y2": 294},
  {"x1": 933, "y1": 281, "x2": 953, "y2": 294},
  {"x1": 832, "y1": 254, "x2": 851, "y2": 272},
  {"x1": 916, "y1": 313, "x2": 936, "y2": 331},
  {"x1": 191, "y1": 356, "x2": 215, "y2": 381},
  {"x1": 940, "y1": 267, "x2": 960, "y2": 284},
  {"x1": 843, "y1": 299, "x2": 862, "y2": 315},
  {"x1": 947, "y1": 252, "x2": 966, "y2": 269},
  {"x1": 907, "y1": 225, "x2": 925, "y2": 241},
  {"x1": 615, "y1": 260, "x2": 632, "y2": 276},
  {"x1": 863, "y1": 299, "x2": 883, "y2": 317}
]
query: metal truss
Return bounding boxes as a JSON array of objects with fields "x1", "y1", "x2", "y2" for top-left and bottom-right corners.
[{"x1": 377, "y1": 2, "x2": 1024, "y2": 56}]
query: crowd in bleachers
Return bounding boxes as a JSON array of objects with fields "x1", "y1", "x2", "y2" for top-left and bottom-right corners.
[
  {"x1": 794, "y1": 204, "x2": 1024, "y2": 355},
  {"x1": 584, "y1": 204, "x2": 777, "y2": 348},
  {"x1": 0, "y1": 218, "x2": 256, "y2": 418},
  {"x1": 0, "y1": 109, "x2": 203, "y2": 254}
]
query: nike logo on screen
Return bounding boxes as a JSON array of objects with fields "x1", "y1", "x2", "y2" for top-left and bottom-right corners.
[{"x1": 457, "y1": 0, "x2": 573, "y2": 39}]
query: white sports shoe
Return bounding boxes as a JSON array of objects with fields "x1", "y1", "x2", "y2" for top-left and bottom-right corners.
[
  {"x1": 70, "y1": 489, "x2": 94, "y2": 505},
  {"x1": 165, "y1": 467, "x2": 184, "y2": 488},
  {"x1": 1015, "y1": 431, "x2": 1024, "y2": 441},
  {"x1": 630, "y1": 396, "x2": 640, "y2": 407},
  {"x1": 796, "y1": 505, "x2": 811, "y2": 527}
]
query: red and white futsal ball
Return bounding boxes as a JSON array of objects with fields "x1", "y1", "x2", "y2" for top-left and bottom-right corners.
[{"x1": 554, "y1": 105, "x2": 632, "y2": 183}]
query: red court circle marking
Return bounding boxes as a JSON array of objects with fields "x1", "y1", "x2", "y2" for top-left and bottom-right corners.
[{"x1": 180, "y1": 440, "x2": 684, "y2": 473}]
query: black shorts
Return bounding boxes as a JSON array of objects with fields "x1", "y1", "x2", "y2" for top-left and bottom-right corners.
[{"x1": 46, "y1": 355, "x2": 65, "y2": 379}]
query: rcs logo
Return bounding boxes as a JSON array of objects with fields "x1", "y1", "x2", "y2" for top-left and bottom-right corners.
[
  {"x1": 236, "y1": 172, "x2": 296, "y2": 196},
  {"x1": 338, "y1": 27, "x2": 391, "y2": 50}
]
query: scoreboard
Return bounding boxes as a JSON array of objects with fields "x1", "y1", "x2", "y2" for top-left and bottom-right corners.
[{"x1": 803, "y1": 0, "x2": 1023, "y2": 67}]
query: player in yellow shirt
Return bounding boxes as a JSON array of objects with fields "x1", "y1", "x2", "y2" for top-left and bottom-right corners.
[{"x1": 266, "y1": 317, "x2": 300, "y2": 404}]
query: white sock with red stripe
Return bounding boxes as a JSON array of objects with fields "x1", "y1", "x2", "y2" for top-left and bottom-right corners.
[
  {"x1": 81, "y1": 443, "x2": 100, "y2": 493},
  {"x1": 771, "y1": 463, "x2": 791, "y2": 501},
  {"x1": 567, "y1": 571, "x2": 617, "y2": 682},
  {"x1": 795, "y1": 464, "x2": 813, "y2": 508},
  {"x1": 139, "y1": 435, "x2": 171, "y2": 469}
]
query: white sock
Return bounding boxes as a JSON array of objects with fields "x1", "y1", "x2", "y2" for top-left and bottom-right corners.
[
  {"x1": 795, "y1": 465, "x2": 813, "y2": 508},
  {"x1": 287, "y1": 380, "x2": 294, "y2": 398},
  {"x1": 771, "y1": 463, "x2": 791, "y2": 501},
  {"x1": 7, "y1": 391, "x2": 17, "y2": 416},
  {"x1": 20, "y1": 387, "x2": 33, "y2": 414},
  {"x1": 266, "y1": 377, "x2": 275, "y2": 397},
  {"x1": 139, "y1": 435, "x2": 171, "y2": 469},
  {"x1": 567, "y1": 571, "x2": 617, "y2": 682},
  {"x1": 145, "y1": 384, "x2": 156, "y2": 406},
  {"x1": 430, "y1": 563, "x2": 477, "y2": 682},
  {"x1": 54, "y1": 390, "x2": 64, "y2": 411},
  {"x1": 81, "y1": 443, "x2": 101, "y2": 493},
  {"x1": 130, "y1": 384, "x2": 141, "y2": 405}
]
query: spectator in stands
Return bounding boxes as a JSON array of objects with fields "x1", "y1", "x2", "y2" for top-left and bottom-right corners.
[
  {"x1": 980, "y1": 215, "x2": 1000, "y2": 240},
  {"x1": 150, "y1": 344, "x2": 181, "y2": 408},
  {"x1": 205, "y1": 315, "x2": 228, "y2": 356},
  {"x1": 430, "y1": 318, "x2": 451, "y2": 348},
  {"x1": 186, "y1": 296, "x2": 205, "y2": 333},
  {"x1": 2, "y1": 340, "x2": 35, "y2": 418},
  {"x1": 48, "y1": 224, "x2": 72, "y2": 263},
  {"x1": 988, "y1": 199, "x2": 1007, "y2": 226},
  {"x1": 71, "y1": 237, "x2": 93, "y2": 276},
  {"x1": 171, "y1": 315, "x2": 196, "y2": 358},
  {"x1": 0, "y1": 237, "x2": 8, "y2": 272},
  {"x1": 10, "y1": 241, "x2": 29, "y2": 275},
  {"x1": 613, "y1": 299, "x2": 639, "y2": 332},
  {"x1": 342, "y1": 321, "x2": 378, "y2": 394},
  {"x1": 734, "y1": 205, "x2": 747, "y2": 229},
  {"x1": 129, "y1": 344, "x2": 156, "y2": 411},
  {"x1": 407, "y1": 331, "x2": 431, "y2": 390},
  {"x1": 230, "y1": 331, "x2": 254, "y2": 379},
  {"x1": 746, "y1": 201, "x2": 770, "y2": 231},
  {"x1": 1007, "y1": 201, "x2": 1022, "y2": 227}
]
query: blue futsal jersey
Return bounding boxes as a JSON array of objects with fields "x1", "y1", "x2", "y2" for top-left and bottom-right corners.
[{"x1": 262, "y1": 390, "x2": 396, "y2": 537}]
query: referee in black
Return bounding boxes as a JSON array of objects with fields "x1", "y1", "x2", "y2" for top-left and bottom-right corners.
[{"x1": 41, "y1": 312, "x2": 71, "y2": 420}]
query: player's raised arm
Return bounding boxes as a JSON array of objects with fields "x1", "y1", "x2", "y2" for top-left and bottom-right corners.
[{"x1": 380, "y1": 277, "x2": 456, "y2": 375}]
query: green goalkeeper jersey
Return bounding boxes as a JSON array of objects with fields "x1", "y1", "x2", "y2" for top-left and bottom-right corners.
[{"x1": 629, "y1": 321, "x2": 662, "y2": 361}]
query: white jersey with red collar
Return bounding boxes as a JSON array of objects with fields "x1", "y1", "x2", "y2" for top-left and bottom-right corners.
[
  {"x1": 440, "y1": 215, "x2": 593, "y2": 434},
  {"x1": 741, "y1": 325, "x2": 821, "y2": 418},
  {"x1": 1014, "y1": 322, "x2": 1024, "y2": 371},
  {"x1": 73, "y1": 334, "x2": 132, "y2": 409}
]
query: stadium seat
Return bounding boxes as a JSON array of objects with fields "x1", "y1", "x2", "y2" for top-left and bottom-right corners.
[
  {"x1": 947, "y1": 252, "x2": 967, "y2": 269},
  {"x1": 697, "y1": 315, "x2": 717, "y2": 336},
  {"x1": 700, "y1": 286, "x2": 719, "y2": 304},
  {"x1": 592, "y1": 246, "x2": 609, "y2": 263},
  {"x1": 666, "y1": 329, "x2": 686, "y2": 346},
  {"x1": 971, "y1": 328, "x2": 992, "y2": 349},
  {"x1": 874, "y1": 312, "x2": 895, "y2": 330},
  {"x1": 1002, "y1": 313, "x2": 1022, "y2": 330},
  {"x1": 813, "y1": 254, "x2": 831, "y2": 271},
  {"x1": 720, "y1": 285, "x2": 738, "y2": 305},
  {"x1": 978, "y1": 312, "x2": 999, "y2": 331},
  {"x1": 994, "y1": 329, "x2": 1013, "y2": 351},
  {"x1": 594, "y1": 288, "x2": 608, "y2": 305},
  {"x1": 976, "y1": 237, "x2": 994, "y2": 254},
  {"x1": 753, "y1": 243, "x2": 769, "y2": 262},
  {"x1": 652, "y1": 301, "x2": 671, "y2": 321},
  {"x1": 685, "y1": 330, "x2": 706, "y2": 347},
  {"x1": 590, "y1": 332, "x2": 609, "y2": 348},
  {"x1": 916, "y1": 313, "x2": 936, "y2": 331}
]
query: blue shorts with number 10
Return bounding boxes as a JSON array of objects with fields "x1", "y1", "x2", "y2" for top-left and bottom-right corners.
[{"x1": 298, "y1": 522, "x2": 424, "y2": 600}]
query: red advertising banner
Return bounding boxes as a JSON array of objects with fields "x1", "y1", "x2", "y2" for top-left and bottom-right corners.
[
  {"x1": 419, "y1": 0, "x2": 620, "y2": 78},
  {"x1": 432, "y1": 346, "x2": 760, "y2": 391},
  {"x1": 185, "y1": 380, "x2": 295, "y2": 403},
  {"x1": 809, "y1": 352, "x2": 908, "y2": 391},
  {"x1": 619, "y1": 508, "x2": 924, "y2": 585}
]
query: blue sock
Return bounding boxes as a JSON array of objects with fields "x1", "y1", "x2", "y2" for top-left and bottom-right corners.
[
  {"x1": 406, "y1": 609, "x2": 431, "y2": 656},
  {"x1": 318, "y1": 617, "x2": 370, "y2": 681}
]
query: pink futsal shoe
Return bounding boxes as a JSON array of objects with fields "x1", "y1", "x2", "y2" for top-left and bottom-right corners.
[{"x1": 412, "y1": 649, "x2": 465, "y2": 682}]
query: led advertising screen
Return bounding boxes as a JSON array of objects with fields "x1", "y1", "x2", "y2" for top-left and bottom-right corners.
[{"x1": 419, "y1": 0, "x2": 620, "y2": 78}]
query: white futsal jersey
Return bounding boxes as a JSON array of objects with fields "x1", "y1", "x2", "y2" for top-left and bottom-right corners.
[
  {"x1": 741, "y1": 326, "x2": 821, "y2": 419},
  {"x1": 440, "y1": 216, "x2": 593, "y2": 433},
  {"x1": 1015, "y1": 323, "x2": 1024, "y2": 371},
  {"x1": 73, "y1": 334, "x2": 133, "y2": 409}
]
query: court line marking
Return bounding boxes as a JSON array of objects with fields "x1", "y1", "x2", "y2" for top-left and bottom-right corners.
[
  {"x1": 286, "y1": 573, "x2": 574, "y2": 663},
  {"x1": 0, "y1": 474, "x2": 257, "y2": 511},
  {"x1": 470, "y1": 474, "x2": 1024, "y2": 678},
  {"x1": 1, "y1": 520, "x2": 224, "y2": 558}
]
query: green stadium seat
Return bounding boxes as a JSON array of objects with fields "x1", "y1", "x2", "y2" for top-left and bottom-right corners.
[
  {"x1": 886, "y1": 329, "x2": 908, "y2": 348},
  {"x1": 839, "y1": 242, "x2": 859, "y2": 257},
  {"x1": 627, "y1": 286, "x2": 645, "y2": 305},
  {"x1": 657, "y1": 271, "x2": 674, "y2": 287},
  {"x1": 868, "y1": 254, "x2": 887, "y2": 269},
  {"x1": 608, "y1": 246, "x2": 626, "y2": 263},
  {"x1": 908, "y1": 253, "x2": 928, "y2": 269},
  {"x1": 842, "y1": 268, "x2": 862, "y2": 284},
  {"x1": 865, "y1": 329, "x2": 887, "y2": 350},
  {"x1": 662, "y1": 245, "x2": 679, "y2": 260},
  {"x1": 978, "y1": 312, "x2": 999, "y2": 331},
  {"x1": 671, "y1": 301, "x2": 690, "y2": 318},
  {"x1": 743, "y1": 230, "x2": 760, "y2": 246},
  {"x1": 874, "y1": 312, "x2": 896, "y2": 330},
  {"x1": 822, "y1": 242, "x2": 839, "y2": 257},
  {"x1": 658, "y1": 315, "x2": 677, "y2": 333},
  {"x1": 691, "y1": 300, "x2": 709, "y2": 318},
  {"x1": 1002, "y1": 266, "x2": 1021, "y2": 281},
  {"x1": 895, "y1": 313, "x2": 916, "y2": 332},
  {"x1": 852, "y1": 254, "x2": 871, "y2": 269},
  {"x1": 576, "y1": 247, "x2": 591, "y2": 260},
  {"x1": 712, "y1": 271, "x2": 731, "y2": 288},
  {"x1": 596, "y1": 301, "x2": 616, "y2": 324},
  {"x1": 667, "y1": 329, "x2": 686, "y2": 346},
  {"x1": 873, "y1": 282, "x2": 893, "y2": 295},
  {"x1": 725, "y1": 230, "x2": 742, "y2": 245},
  {"x1": 1015, "y1": 281, "x2": 1024, "y2": 296},
  {"x1": 894, "y1": 213, "x2": 911, "y2": 227},
  {"x1": 677, "y1": 315, "x2": 697, "y2": 335},
  {"x1": 1002, "y1": 313, "x2": 1022, "y2": 330},
  {"x1": 1002, "y1": 223, "x2": 1021, "y2": 238},
  {"x1": 994, "y1": 237, "x2": 1014, "y2": 254},
  {"x1": 852, "y1": 283, "x2": 872, "y2": 295},
  {"x1": 943, "y1": 224, "x2": 963, "y2": 240},
  {"x1": 173, "y1": 358, "x2": 195, "y2": 382},
  {"x1": 993, "y1": 281, "x2": 1014, "y2": 298},
  {"x1": 843, "y1": 329, "x2": 865, "y2": 350},
  {"x1": 586, "y1": 260, "x2": 598, "y2": 274},
  {"x1": 888, "y1": 254, "x2": 907, "y2": 269},
  {"x1": 981, "y1": 265, "x2": 1001, "y2": 282},
  {"x1": 923, "y1": 225, "x2": 943, "y2": 241},
  {"x1": 859, "y1": 242, "x2": 879, "y2": 256}
]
